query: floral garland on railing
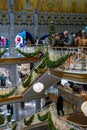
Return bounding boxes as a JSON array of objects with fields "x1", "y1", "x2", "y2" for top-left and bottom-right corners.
[
  {"x1": 22, "y1": 52, "x2": 72, "y2": 88},
  {"x1": 23, "y1": 111, "x2": 56, "y2": 129},
  {"x1": 23, "y1": 110, "x2": 77, "y2": 130},
  {"x1": 38, "y1": 52, "x2": 72, "y2": 69},
  {"x1": 0, "y1": 49, "x2": 7, "y2": 58},
  {"x1": 37, "y1": 58, "x2": 46, "y2": 69},
  {"x1": 70, "y1": 128, "x2": 75, "y2": 130},
  {"x1": 37, "y1": 111, "x2": 49, "y2": 121},
  {"x1": 38, "y1": 111, "x2": 56, "y2": 130},
  {"x1": 24, "y1": 115, "x2": 34, "y2": 126},
  {"x1": 22, "y1": 72, "x2": 32, "y2": 88},
  {"x1": 0, "y1": 87, "x2": 17, "y2": 98},
  {"x1": 12, "y1": 123, "x2": 18, "y2": 130},
  {"x1": 16, "y1": 48, "x2": 42, "y2": 58}
]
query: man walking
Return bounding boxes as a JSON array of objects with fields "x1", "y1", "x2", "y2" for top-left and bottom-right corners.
[{"x1": 57, "y1": 94, "x2": 64, "y2": 116}]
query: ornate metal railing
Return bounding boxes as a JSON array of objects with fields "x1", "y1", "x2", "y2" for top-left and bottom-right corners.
[
  {"x1": 0, "y1": 46, "x2": 87, "y2": 71},
  {"x1": 58, "y1": 85, "x2": 84, "y2": 111},
  {"x1": 48, "y1": 46, "x2": 87, "y2": 71},
  {"x1": 50, "y1": 103, "x2": 84, "y2": 130},
  {"x1": 18, "y1": 103, "x2": 84, "y2": 130},
  {"x1": 0, "y1": 46, "x2": 87, "y2": 99},
  {"x1": 0, "y1": 11, "x2": 87, "y2": 26}
]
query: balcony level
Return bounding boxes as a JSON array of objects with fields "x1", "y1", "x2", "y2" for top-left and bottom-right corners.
[{"x1": 0, "y1": 46, "x2": 87, "y2": 104}]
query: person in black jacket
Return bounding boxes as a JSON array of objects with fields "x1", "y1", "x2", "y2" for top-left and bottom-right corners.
[
  {"x1": 42, "y1": 95, "x2": 52, "y2": 108},
  {"x1": 56, "y1": 94, "x2": 64, "y2": 116},
  {"x1": 7, "y1": 104, "x2": 10, "y2": 113}
]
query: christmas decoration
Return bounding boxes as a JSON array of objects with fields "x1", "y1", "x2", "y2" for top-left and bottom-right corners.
[{"x1": 48, "y1": 21, "x2": 55, "y2": 44}]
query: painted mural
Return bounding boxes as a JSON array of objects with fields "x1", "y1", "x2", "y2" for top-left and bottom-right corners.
[{"x1": 0, "y1": 0, "x2": 87, "y2": 14}]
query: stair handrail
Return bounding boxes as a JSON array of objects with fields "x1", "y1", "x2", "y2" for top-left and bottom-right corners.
[{"x1": 50, "y1": 103, "x2": 84, "y2": 130}]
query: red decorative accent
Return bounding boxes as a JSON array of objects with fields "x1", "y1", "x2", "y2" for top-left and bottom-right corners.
[
  {"x1": 1, "y1": 37, "x2": 6, "y2": 45},
  {"x1": 17, "y1": 37, "x2": 21, "y2": 43}
]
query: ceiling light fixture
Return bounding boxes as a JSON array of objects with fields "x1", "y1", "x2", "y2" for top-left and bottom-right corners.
[
  {"x1": 81, "y1": 101, "x2": 87, "y2": 116},
  {"x1": 33, "y1": 82, "x2": 44, "y2": 93}
]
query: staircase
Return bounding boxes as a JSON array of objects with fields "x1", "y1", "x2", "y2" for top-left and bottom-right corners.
[
  {"x1": 0, "y1": 47, "x2": 87, "y2": 105},
  {"x1": 21, "y1": 103, "x2": 84, "y2": 130}
]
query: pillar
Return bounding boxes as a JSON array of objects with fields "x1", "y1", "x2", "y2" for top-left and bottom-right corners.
[
  {"x1": 33, "y1": 9, "x2": 39, "y2": 37},
  {"x1": 7, "y1": 64, "x2": 20, "y2": 121},
  {"x1": 8, "y1": 64, "x2": 19, "y2": 85},
  {"x1": 13, "y1": 103, "x2": 19, "y2": 121},
  {"x1": 36, "y1": 98, "x2": 41, "y2": 112},
  {"x1": 8, "y1": 0, "x2": 16, "y2": 57}
]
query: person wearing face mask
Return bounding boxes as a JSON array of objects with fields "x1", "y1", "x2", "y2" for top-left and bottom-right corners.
[{"x1": 63, "y1": 31, "x2": 75, "y2": 47}]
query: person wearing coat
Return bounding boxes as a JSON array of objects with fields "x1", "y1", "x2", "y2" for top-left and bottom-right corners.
[{"x1": 56, "y1": 94, "x2": 64, "y2": 116}]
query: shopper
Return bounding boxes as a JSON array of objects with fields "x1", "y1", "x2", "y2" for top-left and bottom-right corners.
[
  {"x1": 0, "y1": 73, "x2": 7, "y2": 87},
  {"x1": 7, "y1": 104, "x2": 11, "y2": 113},
  {"x1": 43, "y1": 95, "x2": 52, "y2": 108},
  {"x1": 56, "y1": 94, "x2": 64, "y2": 116},
  {"x1": 10, "y1": 104, "x2": 13, "y2": 116},
  {"x1": 20, "y1": 101, "x2": 25, "y2": 109}
]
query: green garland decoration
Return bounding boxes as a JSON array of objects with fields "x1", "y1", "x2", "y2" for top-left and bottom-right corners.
[
  {"x1": 0, "y1": 114, "x2": 5, "y2": 125},
  {"x1": 16, "y1": 48, "x2": 41, "y2": 58},
  {"x1": 22, "y1": 72, "x2": 32, "y2": 88},
  {"x1": 48, "y1": 21, "x2": 55, "y2": 44},
  {"x1": 38, "y1": 58, "x2": 46, "y2": 69},
  {"x1": 45, "y1": 52, "x2": 72, "y2": 68},
  {"x1": 23, "y1": 111, "x2": 77, "y2": 130},
  {"x1": 48, "y1": 112, "x2": 56, "y2": 130},
  {"x1": 38, "y1": 52, "x2": 72, "y2": 69},
  {"x1": 37, "y1": 111, "x2": 49, "y2": 121},
  {"x1": 34, "y1": 68, "x2": 39, "y2": 73},
  {"x1": 7, "y1": 114, "x2": 12, "y2": 123},
  {"x1": 0, "y1": 87, "x2": 17, "y2": 98},
  {"x1": 24, "y1": 112, "x2": 56, "y2": 129},
  {"x1": 0, "y1": 49, "x2": 7, "y2": 57},
  {"x1": 38, "y1": 111, "x2": 57, "y2": 130},
  {"x1": 12, "y1": 123, "x2": 18, "y2": 130},
  {"x1": 22, "y1": 52, "x2": 72, "y2": 88},
  {"x1": 24, "y1": 115, "x2": 34, "y2": 126},
  {"x1": 70, "y1": 128, "x2": 75, "y2": 130}
]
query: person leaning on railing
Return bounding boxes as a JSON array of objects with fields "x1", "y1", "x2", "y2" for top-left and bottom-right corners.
[{"x1": 42, "y1": 95, "x2": 52, "y2": 108}]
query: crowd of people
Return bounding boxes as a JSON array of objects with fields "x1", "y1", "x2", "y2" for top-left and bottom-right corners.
[{"x1": 35, "y1": 29, "x2": 87, "y2": 47}]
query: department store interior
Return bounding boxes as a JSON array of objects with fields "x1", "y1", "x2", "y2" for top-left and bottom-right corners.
[{"x1": 0, "y1": 0, "x2": 87, "y2": 130}]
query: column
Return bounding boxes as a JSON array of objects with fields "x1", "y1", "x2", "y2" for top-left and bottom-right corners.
[
  {"x1": 8, "y1": 0, "x2": 16, "y2": 57},
  {"x1": 8, "y1": 0, "x2": 20, "y2": 121},
  {"x1": 8, "y1": 64, "x2": 20, "y2": 121},
  {"x1": 36, "y1": 98, "x2": 41, "y2": 112},
  {"x1": 33, "y1": 9, "x2": 39, "y2": 37},
  {"x1": 13, "y1": 103, "x2": 19, "y2": 121},
  {"x1": 8, "y1": 64, "x2": 19, "y2": 85}
]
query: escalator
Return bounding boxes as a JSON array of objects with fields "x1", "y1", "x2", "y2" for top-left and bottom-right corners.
[
  {"x1": 21, "y1": 103, "x2": 84, "y2": 130},
  {"x1": 23, "y1": 71, "x2": 60, "y2": 100},
  {"x1": 0, "y1": 47, "x2": 87, "y2": 104}
]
